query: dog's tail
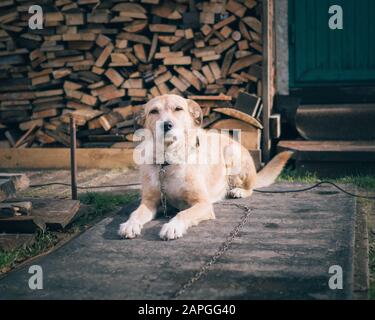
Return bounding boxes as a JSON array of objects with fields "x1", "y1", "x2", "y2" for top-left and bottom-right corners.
[{"x1": 254, "y1": 151, "x2": 294, "y2": 189}]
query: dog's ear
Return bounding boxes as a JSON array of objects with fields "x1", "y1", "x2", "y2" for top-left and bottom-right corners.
[
  {"x1": 187, "y1": 99, "x2": 203, "y2": 127},
  {"x1": 135, "y1": 109, "x2": 145, "y2": 127}
]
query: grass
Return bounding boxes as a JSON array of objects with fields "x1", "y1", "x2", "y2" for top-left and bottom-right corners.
[
  {"x1": 73, "y1": 191, "x2": 138, "y2": 230},
  {"x1": 0, "y1": 191, "x2": 138, "y2": 275},
  {"x1": 369, "y1": 232, "x2": 375, "y2": 299},
  {"x1": 0, "y1": 231, "x2": 58, "y2": 274},
  {"x1": 279, "y1": 167, "x2": 375, "y2": 190}
]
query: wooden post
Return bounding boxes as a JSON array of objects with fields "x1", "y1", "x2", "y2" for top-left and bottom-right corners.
[
  {"x1": 262, "y1": 0, "x2": 274, "y2": 163},
  {"x1": 70, "y1": 115, "x2": 78, "y2": 200}
]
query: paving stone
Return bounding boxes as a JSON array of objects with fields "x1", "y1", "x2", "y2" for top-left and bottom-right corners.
[{"x1": 0, "y1": 183, "x2": 355, "y2": 300}]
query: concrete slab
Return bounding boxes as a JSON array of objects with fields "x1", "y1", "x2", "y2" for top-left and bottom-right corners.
[{"x1": 0, "y1": 183, "x2": 356, "y2": 300}]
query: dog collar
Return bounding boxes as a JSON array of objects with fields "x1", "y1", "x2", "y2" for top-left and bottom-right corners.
[
  {"x1": 157, "y1": 136, "x2": 200, "y2": 168},
  {"x1": 160, "y1": 162, "x2": 171, "y2": 168}
]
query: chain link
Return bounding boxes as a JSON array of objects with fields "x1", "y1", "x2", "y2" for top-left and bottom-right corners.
[
  {"x1": 159, "y1": 166, "x2": 170, "y2": 218},
  {"x1": 172, "y1": 203, "x2": 253, "y2": 299}
]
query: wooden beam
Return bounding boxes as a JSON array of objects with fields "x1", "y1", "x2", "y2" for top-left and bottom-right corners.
[
  {"x1": 0, "y1": 148, "x2": 135, "y2": 169},
  {"x1": 261, "y1": 0, "x2": 273, "y2": 163}
]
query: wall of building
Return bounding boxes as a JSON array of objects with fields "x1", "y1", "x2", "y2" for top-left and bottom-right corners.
[{"x1": 274, "y1": 0, "x2": 289, "y2": 95}]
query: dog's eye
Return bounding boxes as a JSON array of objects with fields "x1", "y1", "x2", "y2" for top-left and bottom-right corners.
[
  {"x1": 150, "y1": 109, "x2": 159, "y2": 115},
  {"x1": 175, "y1": 107, "x2": 183, "y2": 111}
]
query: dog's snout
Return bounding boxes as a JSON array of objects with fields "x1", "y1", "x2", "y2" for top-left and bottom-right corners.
[{"x1": 163, "y1": 121, "x2": 173, "y2": 132}]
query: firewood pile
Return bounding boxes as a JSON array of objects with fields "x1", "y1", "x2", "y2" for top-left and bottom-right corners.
[{"x1": 0, "y1": 0, "x2": 264, "y2": 149}]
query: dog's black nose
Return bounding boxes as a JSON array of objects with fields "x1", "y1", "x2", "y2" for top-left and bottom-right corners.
[{"x1": 163, "y1": 121, "x2": 173, "y2": 132}]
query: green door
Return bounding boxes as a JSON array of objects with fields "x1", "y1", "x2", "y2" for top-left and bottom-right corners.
[{"x1": 289, "y1": 0, "x2": 375, "y2": 87}]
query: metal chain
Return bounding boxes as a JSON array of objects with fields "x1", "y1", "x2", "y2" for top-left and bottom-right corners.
[
  {"x1": 159, "y1": 166, "x2": 170, "y2": 218},
  {"x1": 172, "y1": 203, "x2": 253, "y2": 299}
]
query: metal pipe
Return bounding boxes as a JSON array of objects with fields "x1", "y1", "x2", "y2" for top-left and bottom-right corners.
[{"x1": 70, "y1": 115, "x2": 78, "y2": 200}]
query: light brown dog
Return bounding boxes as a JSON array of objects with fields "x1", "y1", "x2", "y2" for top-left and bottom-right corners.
[{"x1": 118, "y1": 94, "x2": 293, "y2": 240}]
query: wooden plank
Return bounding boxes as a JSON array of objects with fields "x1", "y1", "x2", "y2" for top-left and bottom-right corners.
[
  {"x1": 213, "y1": 15, "x2": 236, "y2": 30},
  {"x1": 278, "y1": 141, "x2": 375, "y2": 153},
  {"x1": 148, "y1": 33, "x2": 158, "y2": 62},
  {"x1": 99, "y1": 112, "x2": 123, "y2": 131},
  {"x1": 173, "y1": 66, "x2": 201, "y2": 91},
  {"x1": 226, "y1": 0, "x2": 247, "y2": 17},
  {"x1": 158, "y1": 35, "x2": 182, "y2": 45},
  {"x1": 151, "y1": 1, "x2": 182, "y2": 20},
  {"x1": 221, "y1": 46, "x2": 236, "y2": 78},
  {"x1": 19, "y1": 119, "x2": 43, "y2": 131},
  {"x1": 228, "y1": 54, "x2": 262, "y2": 74},
  {"x1": 170, "y1": 76, "x2": 189, "y2": 92},
  {"x1": 164, "y1": 56, "x2": 191, "y2": 65},
  {"x1": 202, "y1": 112, "x2": 221, "y2": 128},
  {"x1": 0, "y1": 234, "x2": 35, "y2": 252},
  {"x1": 202, "y1": 65, "x2": 215, "y2": 84},
  {"x1": 210, "y1": 119, "x2": 261, "y2": 150},
  {"x1": 249, "y1": 149, "x2": 262, "y2": 171},
  {"x1": 214, "y1": 108, "x2": 263, "y2": 129},
  {"x1": 0, "y1": 216, "x2": 45, "y2": 234},
  {"x1": 0, "y1": 201, "x2": 32, "y2": 218},
  {"x1": 214, "y1": 38, "x2": 235, "y2": 54},
  {"x1": 14, "y1": 124, "x2": 38, "y2": 148},
  {"x1": 262, "y1": 0, "x2": 273, "y2": 163},
  {"x1": 209, "y1": 61, "x2": 221, "y2": 80},
  {"x1": 123, "y1": 20, "x2": 148, "y2": 33},
  {"x1": 270, "y1": 114, "x2": 281, "y2": 139},
  {"x1": 243, "y1": 16, "x2": 262, "y2": 34},
  {"x1": 220, "y1": 26, "x2": 233, "y2": 39},
  {"x1": 95, "y1": 44, "x2": 113, "y2": 67},
  {"x1": 0, "y1": 179, "x2": 16, "y2": 202},
  {"x1": 277, "y1": 141, "x2": 375, "y2": 165},
  {"x1": 0, "y1": 148, "x2": 136, "y2": 169},
  {"x1": 105, "y1": 68, "x2": 124, "y2": 87},
  {"x1": 118, "y1": 32, "x2": 151, "y2": 45},
  {"x1": 201, "y1": 24, "x2": 212, "y2": 36},
  {"x1": 26, "y1": 198, "x2": 80, "y2": 230},
  {"x1": 113, "y1": 3, "x2": 147, "y2": 19},
  {"x1": 149, "y1": 24, "x2": 176, "y2": 33},
  {"x1": 154, "y1": 71, "x2": 172, "y2": 85},
  {"x1": 188, "y1": 95, "x2": 232, "y2": 101},
  {"x1": 128, "y1": 89, "x2": 147, "y2": 97},
  {"x1": 61, "y1": 109, "x2": 103, "y2": 126},
  {"x1": 122, "y1": 79, "x2": 143, "y2": 89},
  {"x1": 134, "y1": 44, "x2": 147, "y2": 63},
  {"x1": 155, "y1": 51, "x2": 183, "y2": 59}
]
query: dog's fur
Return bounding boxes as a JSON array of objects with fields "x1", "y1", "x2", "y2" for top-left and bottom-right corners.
[{"x1": 118, "y1": 94, "x2": 293, "y2": 240}]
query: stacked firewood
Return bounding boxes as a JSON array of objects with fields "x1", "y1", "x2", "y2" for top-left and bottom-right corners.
[{"x1": 0, "y1": 0, "x2": 263, "y2": 149}]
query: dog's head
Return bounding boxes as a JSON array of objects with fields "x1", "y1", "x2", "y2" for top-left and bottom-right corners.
[{"x1": 139, "y1": 94, "x2": 203, "y2": 144}]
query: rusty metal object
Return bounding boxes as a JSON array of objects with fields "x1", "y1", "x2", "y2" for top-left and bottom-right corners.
[{"x1": 70, "y1": 115, "x2": 78, "y2": 200}]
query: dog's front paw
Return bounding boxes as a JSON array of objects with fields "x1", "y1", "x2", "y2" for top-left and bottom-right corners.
[
  {"x1": 159, "y1": 218, "x2": 187, "y2": 240},
  {"x1": 229, "y1": 188, "x2": 253, "y2": 199},
  {"x1": 118, "y1": 219, "x2": 143, "y2": 239},
  {"x1": 229, "y1": 188, "x2": 245, "y2": 198}
]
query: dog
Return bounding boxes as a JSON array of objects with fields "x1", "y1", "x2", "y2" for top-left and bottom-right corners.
[{"x1": 118, "y1": 94, "x2": 293, "y2": 240}]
